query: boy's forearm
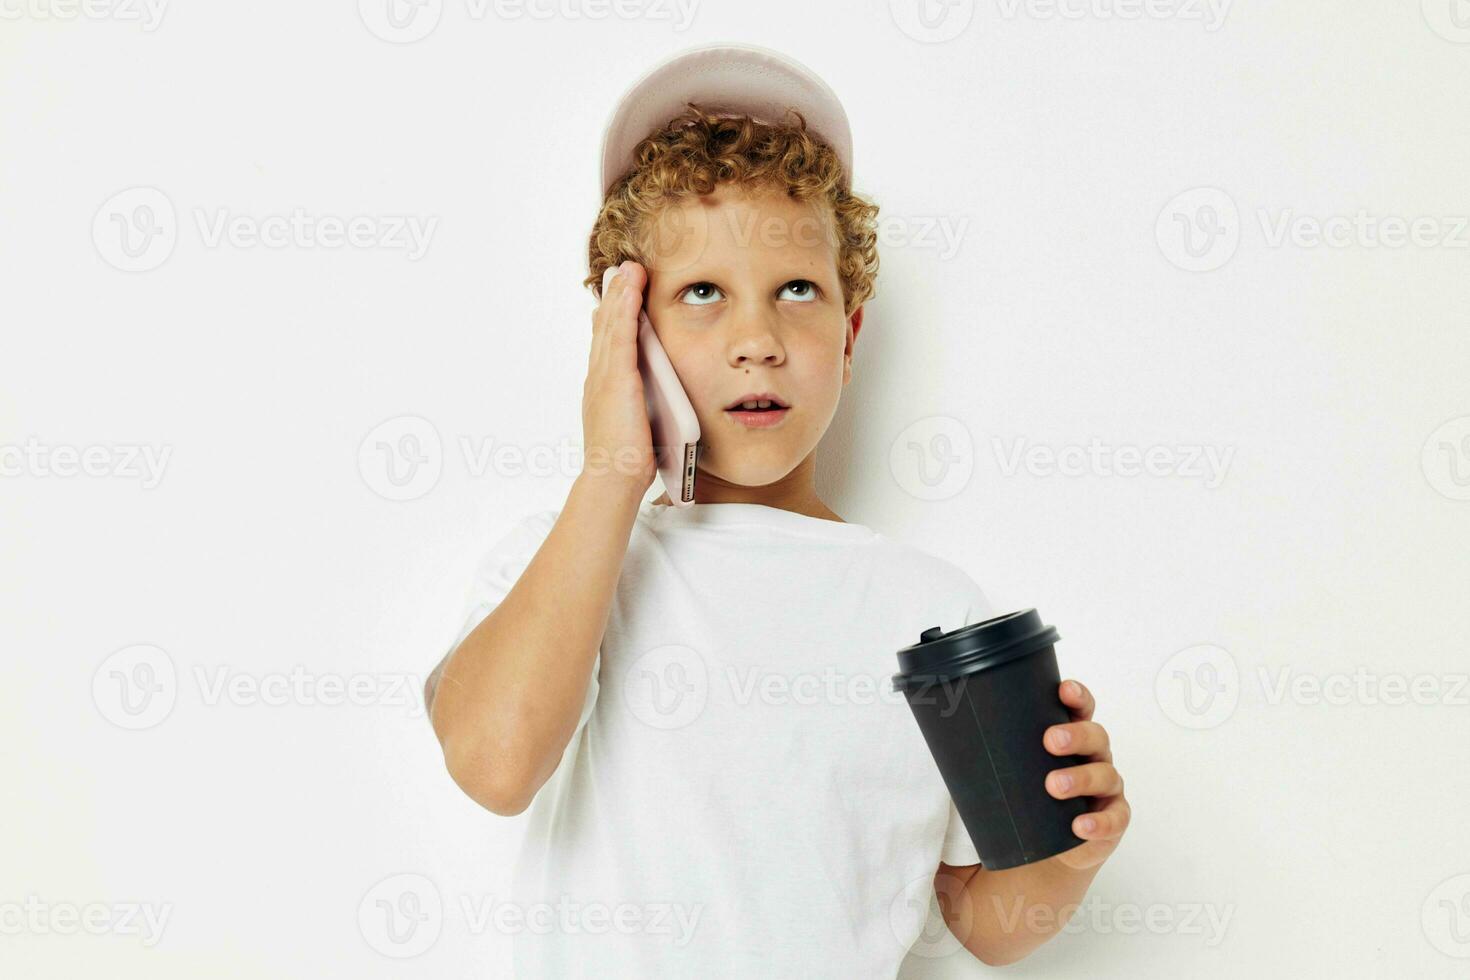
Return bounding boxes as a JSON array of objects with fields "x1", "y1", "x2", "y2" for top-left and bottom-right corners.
[
  {"x1": 938, "y1": 856, "x2": 1101, "y2": 967},
  {"x1": 428, "y1": 473, "x2": 643, "y2": 813}
]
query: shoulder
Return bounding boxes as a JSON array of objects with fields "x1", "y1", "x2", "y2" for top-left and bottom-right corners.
[
  {"x1": 872, "y1": 533, "x2": 975, "y2": 587},
  {"x1": 873, "y1": 534, "x2": 1003, "y2": 622}
]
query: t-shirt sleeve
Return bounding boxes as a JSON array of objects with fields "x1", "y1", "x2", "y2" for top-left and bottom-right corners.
[
  {"x1": 940, "y1": 795, "x2": 981, "y2": 867},
  {"x1": 960, "y1": 573, "x2": 1005, "y2": 628},
  {"x1": 443, "y1": 508, "x2": 600, "y2": 739}
]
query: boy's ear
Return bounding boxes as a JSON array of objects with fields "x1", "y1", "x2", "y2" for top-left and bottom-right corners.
[
  {"x1": 844, "y1": 306, "x2": 863, "y2": 384},
  {"x1": 846, "y1": 305, "x2": 864, "y2": 355}
]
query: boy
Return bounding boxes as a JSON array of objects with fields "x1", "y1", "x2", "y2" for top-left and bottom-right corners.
[{"x1": 425, "y1": 43, "x2": 1130, "y2": 977}]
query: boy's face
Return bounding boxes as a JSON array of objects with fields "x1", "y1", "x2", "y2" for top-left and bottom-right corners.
[{"x1": 641, "y1": 183, "x2": 863, "y2": 490}]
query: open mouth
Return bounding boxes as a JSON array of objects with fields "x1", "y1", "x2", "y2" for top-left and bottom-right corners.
[
  {"x1": 724, "y1": 394, "x2": 791, "y2": 428},
  {"x1": 723, "y1": 394, "x2": 790, "y2": 413}
]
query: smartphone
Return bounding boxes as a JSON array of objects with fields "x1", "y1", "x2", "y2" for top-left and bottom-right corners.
[
  {"x1": 599, "y1": 267, "x2": 701, "y2": 506},
  {"x1": 636, "y1": 307, "x2": 701, "y2": 506}
]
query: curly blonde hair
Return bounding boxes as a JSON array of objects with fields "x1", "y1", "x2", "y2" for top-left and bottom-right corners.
[{"x1": 585, "y1": 102, "x2": 879, "y2": 318}]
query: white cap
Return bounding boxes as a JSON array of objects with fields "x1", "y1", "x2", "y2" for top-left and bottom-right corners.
[{"x1": 598, "y1": 42, "x2": 854, "y2": 199}]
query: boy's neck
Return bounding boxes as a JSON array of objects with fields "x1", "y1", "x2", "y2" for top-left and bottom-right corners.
[{"x1": 650, "y1": 458, "x2": 845, "y2": 523}]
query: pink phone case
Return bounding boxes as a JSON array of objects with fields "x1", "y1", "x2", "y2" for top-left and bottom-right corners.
[
  {"x1": 599, "y1": 267, "x2": 701, "y2": 506},
  {"x1": 636, "y1": 308, "x2": 701, "y2": 507}
]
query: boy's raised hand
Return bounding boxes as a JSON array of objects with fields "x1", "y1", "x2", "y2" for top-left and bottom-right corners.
[
  {"x1": 1043, "y1": 679, "x2": 1131, "y2": 871},
  {"x1": 583, "y1": 260, "x2": 657, "y2": 494}
]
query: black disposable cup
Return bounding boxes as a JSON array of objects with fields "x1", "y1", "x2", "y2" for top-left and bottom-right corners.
[{"x1": 892, "y1": 608, "x2": 1091, "y2": 870}]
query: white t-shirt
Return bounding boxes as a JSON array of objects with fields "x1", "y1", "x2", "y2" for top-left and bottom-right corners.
[{"x1": 447, "y1": 499, "x2": 1001, "y2": 978}]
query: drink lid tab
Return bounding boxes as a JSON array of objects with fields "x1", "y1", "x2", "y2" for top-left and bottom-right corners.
[{"x1": 892, "y1": 608, "x2": 1060, "y2": 690}]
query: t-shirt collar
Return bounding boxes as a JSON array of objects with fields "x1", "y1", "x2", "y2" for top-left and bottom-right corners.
[{"x1": 644, "y1": 499, "x2": 877, "y2": 542}]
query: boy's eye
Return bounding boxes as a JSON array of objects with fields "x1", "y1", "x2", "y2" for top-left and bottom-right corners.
[
  {"x1": 680, "y1": 282, "x2": 723, "y2": 306},
  {"x1": 779, "y1": 279, "x2": 817, "y2": 302},
  {"x1": 677, "y1": 280, "x2": 820, "y2": 305}
]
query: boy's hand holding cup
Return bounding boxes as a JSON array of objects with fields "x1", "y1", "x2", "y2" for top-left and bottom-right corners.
[
  {"x1": 1045, "y1": 677, "x2": 1130, "y2": 872},
  {"x1": 893, "y1": 609, "x2": 1131, "y2": 871}
]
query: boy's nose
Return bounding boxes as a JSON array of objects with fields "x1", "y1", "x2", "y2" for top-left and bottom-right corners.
[{"x1": 725, "y1": 311, "x2": 784, "y2": 366}]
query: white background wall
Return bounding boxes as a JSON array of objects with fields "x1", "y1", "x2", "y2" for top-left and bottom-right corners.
[{"x1": 3, "y1": 1, "x2": 1468, "y2": 976}]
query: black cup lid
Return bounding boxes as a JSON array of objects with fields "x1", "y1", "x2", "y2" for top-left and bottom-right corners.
[{"x1": 892, "y1": 608, "x2": 1059, "y2": 687}]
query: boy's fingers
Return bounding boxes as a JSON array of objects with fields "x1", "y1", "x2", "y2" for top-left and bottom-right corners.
[
  {"x1": 607, "y1": 262, "x2": 646, "y2": 354},
  {"x1": 594, "y1": 263, "x2": 625, "y2": 333},
  {"x1": 1060, "y1": 679, "x2": 1095, "y2": 721},
  {"x1": 591, "y1": 262, "x2": 632, "y2": 372},
  {"x1": 589, "y1": 261, "x2": 647, "y2": 378},
  {"x1": 1073, "y1": 797, "x2": 1131, "y2": 841},
  {"x1": 1045, "y1": 761, "x2": 1123, "y2": 800},
  {"x1": 1044, "y1": 720, "x2": 1111, "y2": 761}
]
